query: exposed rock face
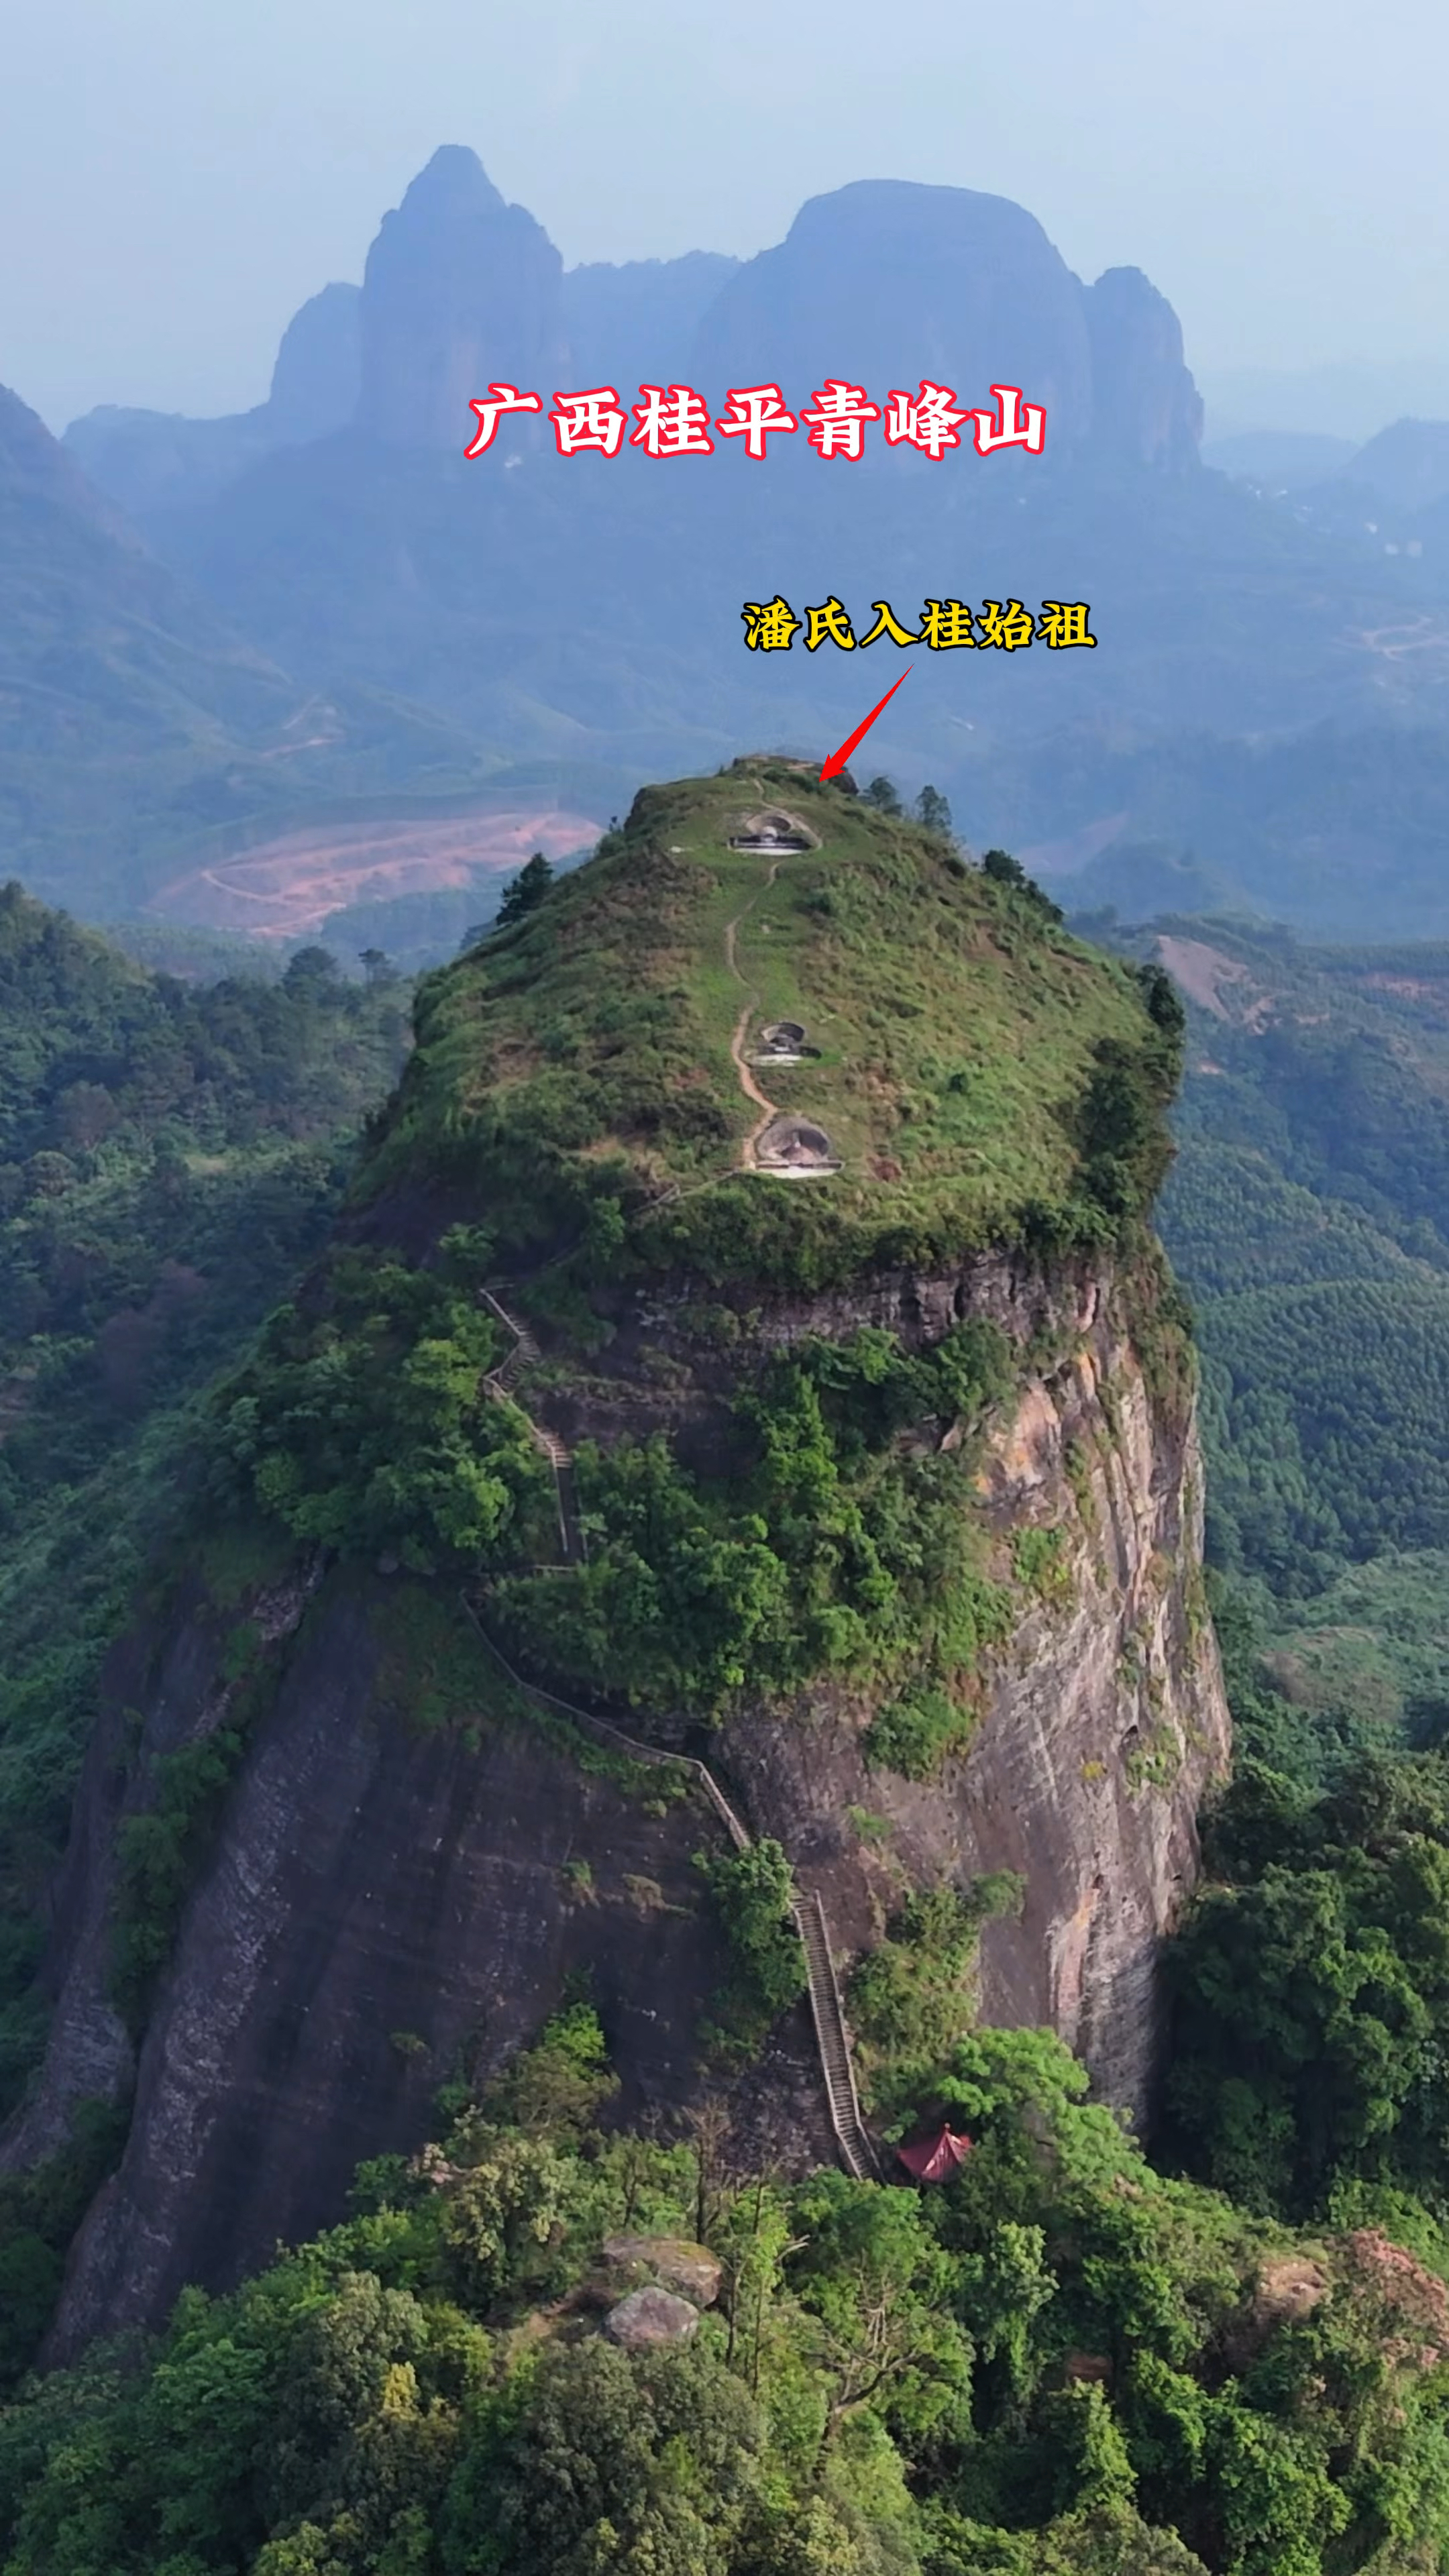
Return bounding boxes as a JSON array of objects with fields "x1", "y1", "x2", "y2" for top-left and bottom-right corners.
[
  {"x1": 689, "y1": 180, "x2": 1201, "y2": 470},
  {"x1": 604, "y1": 2286, "x2": 700, "y2": 2347},
  {"x1": 7, "y1": 1244, "x2": 1225, "y2": 2355},
  {"x1": 1086, "y1": 267, "x2": 1203, "y2": 471},
  {"x1": 713, "y1": 1254, "x2": 1229, "y2": 2122},
  {"x1": 550, "y1": 1243, "x2": 1228, "y2": 2119},
  {"x1": 8, "y1": 1566, "x2": 829, "y2": 2361},
  {"x1": 691, "y1": 180, "x2": 1096, "y2": 453},
  {"x1": 356, "y1": 146, "x2": 565, "y2": 449}
]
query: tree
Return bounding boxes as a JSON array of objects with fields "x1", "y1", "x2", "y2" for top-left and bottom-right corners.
[
  {"x1": 914, "y1": 786, "x2": 953, "y2": 837},
  {"x1": 863, "y1": 777, "x2": 902, "y2": 815},
  {"x1": 981, "y1": 849, "x2": 1064, "y2": 922},
  {"x1": 698, "y1": 1839, "x2": 806, "y2": 2023},
  {"x1": 284, "y1": 946, "x2": 342, "y2": 993},
  {"x1": 484, "y1": 2003, "x2": 619, "y2": 2137},
  {"x1": 787, "y1": 2169, "x2": 973, "y2": 2450},
  {"x1": 437, "y1": 2133, "x2": 573, "y2": 2308},
  {"x1": 496, "y1": 853, "x2": 554, "y2": 928},
  {"x1": 449, "y1": 2340, "x2": 764, "y2": 2576}
]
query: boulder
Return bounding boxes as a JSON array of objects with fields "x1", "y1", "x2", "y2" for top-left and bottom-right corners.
[
  {"x1": 603, "y1": 2286, "x2": 701, "y2": 2349},
  {"x1": 601, "y1": 2233, "x2": 722, "y2": 2307}
]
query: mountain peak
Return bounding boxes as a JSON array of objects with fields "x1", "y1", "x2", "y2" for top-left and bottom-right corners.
[
  {"x1": 396, "y1": 142, "x2": 506, "y2": 219},
  {"x1": 358, "y1": 145, "x2": 563, "y2": 448}
]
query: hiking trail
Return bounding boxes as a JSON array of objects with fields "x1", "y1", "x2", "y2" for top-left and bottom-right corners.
[{"x1": 724, "y1": 859, "x2": 782, "y2": 1170}]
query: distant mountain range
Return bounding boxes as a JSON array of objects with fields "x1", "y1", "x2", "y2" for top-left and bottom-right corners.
[{"x1": 9, "y1": 144, "x2": 1449, "y2": 935}]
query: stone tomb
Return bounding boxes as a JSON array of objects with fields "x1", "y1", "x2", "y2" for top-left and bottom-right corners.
[
  {"x1": 727, "y1": 809, "x2": 816, "y2": 854},
  {"x1": 755, "y1": 1114, "x2": 840, "y2": 1175},
  {"x1": 755, "y1": 1017, "x2": 810, "y2": 1063}
]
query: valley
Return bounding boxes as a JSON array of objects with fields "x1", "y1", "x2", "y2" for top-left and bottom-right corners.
[{"x1": 150, "y1": 800, "x2": 605, "y2": 941}]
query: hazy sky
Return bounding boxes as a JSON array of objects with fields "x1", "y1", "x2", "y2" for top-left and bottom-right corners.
[{"x1": 5, "y1": 0, "x2": 1447, "y2": 432}]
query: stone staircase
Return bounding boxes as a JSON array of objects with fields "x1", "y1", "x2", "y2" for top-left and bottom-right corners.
[
  {"x1": 480, "y1": 1291, "x2": 584, "y2": 1564},
  {"x1": 482, "y1": 1291, "x2": 541, "y2": 1395},
  {"x1": 794, "y1": 1889, "x2": 877, "y2": 2179}
]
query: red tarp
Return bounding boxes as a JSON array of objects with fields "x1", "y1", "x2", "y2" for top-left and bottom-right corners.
[{"x1": 896, "y1": 2125, "x2": 973, "y2": 2184}]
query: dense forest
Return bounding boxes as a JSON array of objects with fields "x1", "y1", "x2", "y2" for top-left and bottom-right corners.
[
  {"x1": 11, "y1": 1898, "x2": 1449, "y2": 2575},
  {"x1": 1105, "y1": 922, "x2": 1449, "y2": 1743},
  {"x1": 0, "y1": 886, "x2": 411, "y2": 2131}
]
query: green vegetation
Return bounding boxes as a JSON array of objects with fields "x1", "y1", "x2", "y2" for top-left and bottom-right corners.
[
  {"x1": 1166, "y1": 1741, "x2": 1449, "y2": 2222},
  {"x1": 864, "y1": 1681, "x2": 979, "y2": 1780},
  {"x1": 1148, "y1": 919, "x2": 1449, "y2": 1598},
  {"x1": 211, "y1": 1242, "x2": 547, "y2": 1574},
  {"x1": 34, "y1": 804, "x2": 1449, "y2": 2574},
  {"x1": 1154, "y1": 1591, "x2": 1449, "y2": 2414},
  {"x1": 696, "y1": 1839, "x2": 807, "y2": 2053},
  {"x1": 1263, "y1": 1552, "x2": 1449, "y2": 1743},
  {"x1": 365, "y1": 761, "x2": 1182, "y2": 1293},
  {"x1": 0, "y1": 888, "x2": 409, "y2": 2121},
  {"x1": 0, "y1": 382, "x2": 500, "y2": 912},
  {"x1": 1012, "y1": 1523, "x2": 1073, "y2": 1605},
  {"x1": 111, "y1": 1693, "x2": 261, "y2": 2024},
  {"x1": 494, "y1": 1325, "x2": 1014, "y2": 1720},
  {"x1": 9, "y1": 1988, "x2": 1449, "y2": 2573},
  {"x1": 850, "y1": 1879, "x2": 1024, "y2": 2098},
  {"x1": 494, "y1": 850, "x2": 553, "y2": 928}
]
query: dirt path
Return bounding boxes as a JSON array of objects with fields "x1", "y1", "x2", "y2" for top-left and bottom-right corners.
[{"x1": 724, "y1": 861, "x2": 782, "y2": 1169}]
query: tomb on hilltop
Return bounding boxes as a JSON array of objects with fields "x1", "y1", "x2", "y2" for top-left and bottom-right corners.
[
  {"x1": 727, "y1": 810, "x2": 816, "y2": 853},
  {"x1": 757, "y1": 1018, "x2": 808, "y2": 1061},
  {"x1": 755, "y1": 1115, "x2": 840, "y2": 1175}
]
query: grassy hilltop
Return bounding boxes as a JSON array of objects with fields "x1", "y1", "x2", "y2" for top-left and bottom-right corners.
[
  {"x1": 203, "y1": 766, "x2": 1189, "y2": 1739},
  {"x1": 370, "y1": 756, "x2": 1179, "y2": 1290}
]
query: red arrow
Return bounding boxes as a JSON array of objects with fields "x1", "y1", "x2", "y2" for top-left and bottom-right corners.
[{"x1": 820, "y1": 664, "x2": 914, "y2": 781}]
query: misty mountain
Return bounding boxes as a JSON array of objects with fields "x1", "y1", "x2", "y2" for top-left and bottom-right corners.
[
  {"x1": 688, "y1": 177, "x2": 1199, "y2": 467},
  {"x1": 1335, "y1": 416, "x2": 1449, "y2": 513},
  {"x1": 0, "y1": 380, "x2": 493, "y2": 911},
  {"x1": 1201, "y1": 429, "x2": 1357, "y2": 488},
  {"x1": 64, "y1": 284, "x2": 362, "y2": 523},
  {"x1": 23, "y1": 143, "x2": 1449, "y2": 935},
  {"x1": 564, "y1": 248, "x2": 741, "y2": 391},
  {"x1": 1201, "y1": 357, "x2": 1449, "y2": 443}
]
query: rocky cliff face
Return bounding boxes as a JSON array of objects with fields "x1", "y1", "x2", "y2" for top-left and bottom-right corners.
[
  {"x1": 6, "y1": 1242, "x2": 1225, "y2": 2357},
  {"x1": 692, "y1": 180, "x2": 1096, "y2": 450},
  {"x1": 266, "y1": 282, "x2": 362, "y2": 443},
  {"x1": 690, "y1": 179, "x2": 1201, "y2": 470},
  {"x1": 356, "y1": 146, "x2": 566, "y2": 449},
  {"x1": 1086, "y1": 267, "x2": 1203, "y2": 471},
  {"x1": 713, "y1": 1252, "x2": 1227, "y2": 2119},
  {"x1": 5, "y1": 1554, "x2": 824, "y2": 2359}
]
